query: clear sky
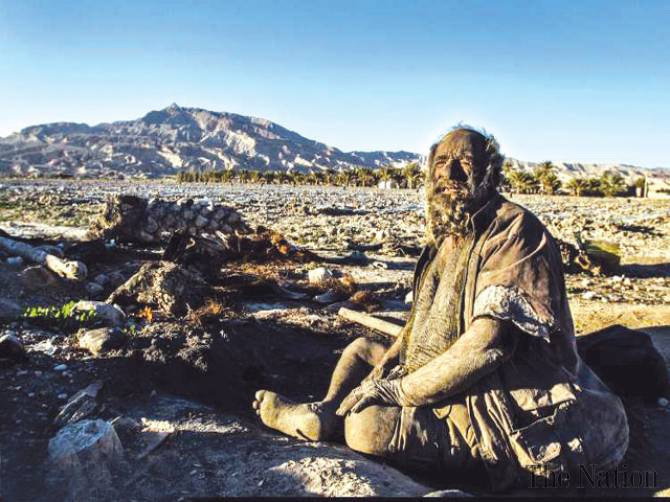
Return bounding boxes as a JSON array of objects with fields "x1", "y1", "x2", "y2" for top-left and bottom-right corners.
[{"x1": 1, "y1": 0, "x2": 668, "y2": 167}]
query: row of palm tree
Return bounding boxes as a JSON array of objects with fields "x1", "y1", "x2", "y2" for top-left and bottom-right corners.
[
  {"x1": 502, "y1": 161, "x2": 636, "y2": 197},
  {"x1": 176, "y1": 161, "x2": 638, "y2": 198},
  {"x1": 176, "y1": 163, "x2": 425, "y2": 188}
]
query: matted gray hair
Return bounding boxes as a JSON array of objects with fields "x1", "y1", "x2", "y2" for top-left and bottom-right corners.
[{"x1": 424, "y1": 125, "x2": 505, "y2": 191}]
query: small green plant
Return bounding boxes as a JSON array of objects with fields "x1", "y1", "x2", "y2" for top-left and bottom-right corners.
[
  {"x1": 121, "y1": 321, "x2": 138, "y2": 337},
  {"x1": 22, "y1": 301, "x2": 97, "y2": 332}
]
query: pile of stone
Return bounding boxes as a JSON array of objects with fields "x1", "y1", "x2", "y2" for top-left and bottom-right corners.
[{"x1": 88, "y1": 195, "x2": 252, "y2": 244}]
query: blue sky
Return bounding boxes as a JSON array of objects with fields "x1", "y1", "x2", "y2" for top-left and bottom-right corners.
[{"x1": 1, "y1": 0, "x2": 668, "y2": 166}]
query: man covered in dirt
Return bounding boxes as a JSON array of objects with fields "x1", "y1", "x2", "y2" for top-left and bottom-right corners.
[{"x1": 253, "y1": 128, "x2": 629, "y2": 490}]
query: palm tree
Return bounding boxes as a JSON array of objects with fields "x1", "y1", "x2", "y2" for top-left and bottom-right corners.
[
  {"x1": 599, "y1": 171, "x2": 627, "y2": 197},
  {"x1": 377, "y1": 166, "x2": 395, "y2": 188},
  {"x1": 249, "y1": 170, "x2": 262, "y2": 184},
  {"x1": 402, "y1": 162, "x2": 423, "y2": 189},
  {"x1": 335, "y1": 170, "x2": 353, "y2": 187},
  {"x1": 506, "y1": 169, "x2": 538, "y2": 194},
  {"x1": 306, "y1": 171, "x2": 319, "y2": 185},
  {"x1": 534, "y1": 161, "x2": 555, "y2": 179},
  {"x1": 539, "y1": 172, "x2": 562, "y2": 195},
  {"x1": 277, "y1": 171, "x2": 291, "y2": 184},
  {"x1": 323, "y1": 169, "x2": 336, "y2": 186},
  {"x1": 565, "y1": 177, "x2": 589, "y2": 197},
  {"x1": 534, "y1": 161, "x2": 561, "y2": 195},
  {"x1": 292, "y1": 172, "x2": 306, "y2": 185},
  {"x1": 237, "y1": 169, "x2": 251, "y2": 184},
  {"x1": 354, "y1": 167, "x2": 375, "y2": 187},
  {"x1": 261, "y1": 171, "x2": 277, "y2": 184}
]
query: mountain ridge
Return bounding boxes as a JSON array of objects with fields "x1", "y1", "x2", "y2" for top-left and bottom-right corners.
[{"x1": 1, "y1": 105, "x2": 667, "y2": 185}]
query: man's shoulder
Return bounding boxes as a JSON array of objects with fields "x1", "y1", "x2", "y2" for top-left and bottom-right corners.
[{"x1": 488, "y1": 195, "x2": 550, "y2": 238}]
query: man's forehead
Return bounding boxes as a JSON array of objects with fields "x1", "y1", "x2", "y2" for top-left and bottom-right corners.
[{"x1": 434, "y1": 130, "x2": 487, "y2": 159}]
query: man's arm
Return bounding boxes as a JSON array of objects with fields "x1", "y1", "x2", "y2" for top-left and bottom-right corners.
[
  {"x1": 337, "y1": 317, "x2": 517, "y2": 414},
  {"x1": 398, "y1": 317, "x2": 516, "y2": 406}
]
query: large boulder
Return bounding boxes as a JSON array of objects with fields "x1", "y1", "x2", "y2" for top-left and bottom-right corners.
[{"x1": 47, "y1": 419, "x2": 124, "y2": 500}]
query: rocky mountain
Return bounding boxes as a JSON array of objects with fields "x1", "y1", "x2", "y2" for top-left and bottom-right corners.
[
  {"x1": 0, "y1": 104, "x2": 667, "y2": 188},
  {"x1": 0, "y1": 104, "x2": 420, "y2": 178}
]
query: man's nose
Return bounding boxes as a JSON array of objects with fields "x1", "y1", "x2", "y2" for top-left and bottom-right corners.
[{"x1": 437, "y1": 159, "x2": 467, "y2": 182}]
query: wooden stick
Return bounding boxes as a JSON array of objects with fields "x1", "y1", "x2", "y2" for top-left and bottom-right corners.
[
  {"x1": 0, "y1": 235, "x2": 88, "y2": 280},
  {"x1": 337, "y1": 307, "x2": 403, "y2": 338}
]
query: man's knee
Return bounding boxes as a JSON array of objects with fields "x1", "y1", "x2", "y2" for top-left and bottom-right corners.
[
  {"x1": 343, "y1": 337, "x2": 387, "y2": 366},
  {"x1": 344, "y1": 405, "x2": 399, "y2": 456}
]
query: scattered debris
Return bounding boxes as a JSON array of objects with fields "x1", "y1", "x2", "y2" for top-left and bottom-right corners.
[
  {"x1": 308, "y1": 267, "x2": 334, "y2": 285},
  {"x1": 0, "y1": 232, "x2": 88, "y2": 280},
  {"x1": 76, "y1": 327, "x2": 127, "y2": 356}
]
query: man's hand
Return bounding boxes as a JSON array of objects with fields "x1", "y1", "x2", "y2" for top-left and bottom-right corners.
[
  {"x1": 365, "y1": 359, "x2": 407, "y2": 381},
  {"x1": 336, "y1": 378, "x2": 405, "y2": 416}
]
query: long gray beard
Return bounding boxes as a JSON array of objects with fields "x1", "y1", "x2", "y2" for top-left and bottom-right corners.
[
  {"x1": 424, "y1": 178, "x2": 494, "y2": 246},
  {"x1": 425, "y1": 187, "x2": 472, "y2": 246}
]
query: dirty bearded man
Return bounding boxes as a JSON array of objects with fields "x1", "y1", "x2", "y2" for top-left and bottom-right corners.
[{"x1": 253, "y1": 128, "x2": 629, "y2": 490}]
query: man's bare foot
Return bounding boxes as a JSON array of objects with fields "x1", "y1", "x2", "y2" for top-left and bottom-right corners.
[{"x1": 252, "y1": 390, "x2": 340, "y2": 441}]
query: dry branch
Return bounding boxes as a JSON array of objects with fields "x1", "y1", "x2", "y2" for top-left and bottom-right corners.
[
  {"x1": 0, "y1": 235, "x2": 87, "y2": 280},
  {"x1": 337, "y1": 307, "x2": 403, "y2": 338}
]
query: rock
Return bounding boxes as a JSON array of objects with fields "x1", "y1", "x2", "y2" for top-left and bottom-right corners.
[
  {"x1": 144, "y1": 216, "x2": 159, "y2": 234},
  {"x1": 0, "y1": 334, "x2": 27, "y2": 363},
  {"x1": 54, "y1": 381, "x2": 103, "y2": 427},
  {"x1": 582, "y1": 291, "x2": 597, "y2": 300},
  {"x1": 20, "y1": 265, "x2": 60, "y2": 287},
  {"x1": 405, "y1": 291, "x2": 414, "y2": 304},
  {"x1": 107, "y1": 261, "x2": 210, "y2": 316},
  {"x1": 214, "y1": 208, "x2": 229, "y2": 221},
  {"x1": 73, "y1": 301, "x2": 126, "y2": 327},
  {"x1": 308, "y1": 267, "x2": 333, "y2": 285},
  {"x1": 0, "y1": 298, "x2": 22, "y2": 321},
  {"x1": 659, "y1": 397, "x2": 669, "y2": 408},
  {"x1": 48, "y1": 419, "x2": 123, "y2": 499},
  {"x1": 194, "y1": 214, "x2": 208, "y2": 228},
  {"x1": 424, "y1": 489, "x2": 473, "y2": 497},
  {"x1": 54, "y1": 364, "x2": 68, "y2": 371},
  {"x1": 86, "y1": 282, "x2": 105, "y2": 296},
  {"x1": 6, "y1": 256, "x2": 24, "y2": 266},
  {"x1": 314, "y1": 289, "x2": 345, "y2": 304},
  {"x1": 77, "y1": 328, "x2": 127, "y2": 356}
]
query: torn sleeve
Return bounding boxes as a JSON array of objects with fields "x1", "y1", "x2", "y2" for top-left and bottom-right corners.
[
  {"x1": 472, "y1": 212, "x2": 565, "y2": 342},
  {"x1": 473, "y1": 284, "x2": 554, "y2": 342}
]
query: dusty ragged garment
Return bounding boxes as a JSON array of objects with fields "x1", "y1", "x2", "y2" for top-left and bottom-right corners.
[
  {"x1": 401, "y1": 235, "x2": 473, "y2": 373},
  {"x1": 403, "y1": 194, "x2": 629, "y2": 490}
]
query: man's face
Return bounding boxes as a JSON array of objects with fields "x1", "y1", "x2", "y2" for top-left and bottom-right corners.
[
  {"x1": 431, "y1": 130, "x2": 486, "y2": 194},
  {"x1": 425, "y1": 130, "x2": 489, "y2": 244}
]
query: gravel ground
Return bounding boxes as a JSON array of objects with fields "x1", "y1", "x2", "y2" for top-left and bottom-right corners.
[{"x1": 1, "y1": 179, "x2": 670, "y2": 499}]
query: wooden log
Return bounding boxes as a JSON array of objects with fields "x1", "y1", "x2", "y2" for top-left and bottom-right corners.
[
  {"x1": 0, "y1": 235, "x2": 88, "y2": 280},
  {"x1": 337, "y1": 307, "x2": 403, "y2": 338}
]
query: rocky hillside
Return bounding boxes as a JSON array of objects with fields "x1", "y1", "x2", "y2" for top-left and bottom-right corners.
[
  {"x1": 0, "y1": 104, "x2": 667, "y2": 187},
  {"x1": 0, "y1": 104, "x2": 419, "y2": 178}
]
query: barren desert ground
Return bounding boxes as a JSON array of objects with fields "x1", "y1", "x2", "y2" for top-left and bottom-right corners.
[{"x1": 1, "y1": 179, "x2": 669, "y2": 499}]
